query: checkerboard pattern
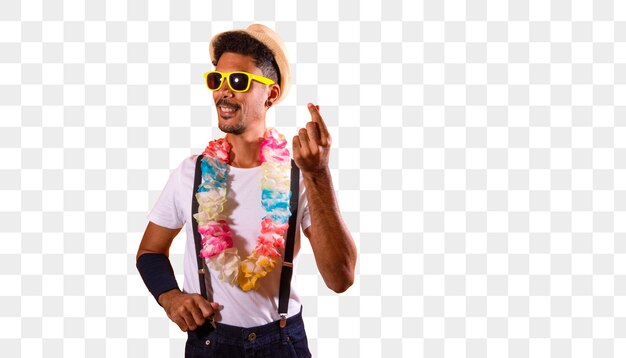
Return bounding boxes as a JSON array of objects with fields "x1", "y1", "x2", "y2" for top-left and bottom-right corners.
[{"x1": 1, "y1": 0, "x2": 625, "y2": 357}]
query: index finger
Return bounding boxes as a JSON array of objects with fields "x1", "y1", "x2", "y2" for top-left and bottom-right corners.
[
  {"x1": 307, "y1": 103, "x2": 329, "y2": 138},
  {"x1": 195, "y1": 296, "x2": 215, "y2": 318}
]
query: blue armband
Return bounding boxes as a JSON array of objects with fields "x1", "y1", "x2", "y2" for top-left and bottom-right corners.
[{"x1": 136, "y1": 253, "x2": 180, "y2": 304}]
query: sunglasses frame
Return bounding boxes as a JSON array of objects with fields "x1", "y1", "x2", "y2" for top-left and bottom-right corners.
[{"x1": 203, "y1": 71, "x2": 276, "y2": 93}]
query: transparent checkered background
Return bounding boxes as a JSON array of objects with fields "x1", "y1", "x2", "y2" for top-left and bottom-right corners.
[{"x1": 1, "y1": 0, "x2": 625, "y2": 357}]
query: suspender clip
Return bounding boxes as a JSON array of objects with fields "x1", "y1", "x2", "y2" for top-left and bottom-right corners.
[{"x1": 279, "y1": 313, "x2": 287, "y2": 328}]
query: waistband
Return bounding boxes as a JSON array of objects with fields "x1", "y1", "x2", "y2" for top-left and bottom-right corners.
[{"x1": 189, "y1": 306, "x2": 306, "y2": 347}]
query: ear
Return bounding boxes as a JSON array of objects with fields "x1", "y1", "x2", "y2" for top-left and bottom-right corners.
[{"x1": 266, "y1": 84, "x2": 280, "y2": 107}]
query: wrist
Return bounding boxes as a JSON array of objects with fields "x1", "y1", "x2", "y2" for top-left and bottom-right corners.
[
  {"x1": 158, "y1": 288, "x2": 182, "y2": 308},
  {"x1": 301, "y1": 166, "x2": 331, "y2": 182}
]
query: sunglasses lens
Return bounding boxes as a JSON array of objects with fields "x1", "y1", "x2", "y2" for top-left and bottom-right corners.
[
  {"x1": 206, "y1": 72, "x2": 223, "y2": 90},
  {"x1": 229, "y1": 73, "x2": 250, "y2": 91}
]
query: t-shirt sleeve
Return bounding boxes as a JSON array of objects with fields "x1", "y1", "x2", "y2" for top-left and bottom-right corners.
[
  {"x1": 147, "y1": 162, "x2": 185, "y2": 229},
  {"x1": 298, "y1": 172, "x2": 311, "y2": 231}
]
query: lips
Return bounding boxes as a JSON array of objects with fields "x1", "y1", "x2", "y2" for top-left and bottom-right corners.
[
  {"x1": 217, "y1": 100, "x2": 240, "y2": 118},
  {"x1": 219, "y1": 105, "x2": 237, "y2": 113}
]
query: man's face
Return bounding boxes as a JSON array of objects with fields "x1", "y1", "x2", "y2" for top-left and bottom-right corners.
[{"x1": 213, "y1": 52, "x2": 271, "y2": 135}]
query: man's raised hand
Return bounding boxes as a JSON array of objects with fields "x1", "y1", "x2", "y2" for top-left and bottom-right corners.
[{"x1": 293, "y1": 103, "x2": 332, "y2": 174}]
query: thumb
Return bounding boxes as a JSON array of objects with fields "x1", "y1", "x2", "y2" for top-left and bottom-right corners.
[{"x1": 210, "y1": 302, "x2": 223, "y2": 311}]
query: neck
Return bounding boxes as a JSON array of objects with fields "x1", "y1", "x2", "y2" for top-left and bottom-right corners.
[{"x1": 225, "y1": 128, "x2": 266, "y2": 168}]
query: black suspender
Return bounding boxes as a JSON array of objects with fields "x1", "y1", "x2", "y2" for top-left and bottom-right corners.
[
  {"x1": 278, "y1": 160, "x2": 300, "y2": 327},
  {"x1": 191, "y1": 156, "x2": 300, "y2": 327},
  {"x1": 191, "y1": 155, "x2": 208, "y2": 300}
]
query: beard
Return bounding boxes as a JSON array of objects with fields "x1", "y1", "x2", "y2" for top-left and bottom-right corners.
[
  {"x1": 218, "y1": 119, "x2": 245, "y2": 135},
  {"x1": 216, "y1": 98, "x2": 245, "y2": 134}
]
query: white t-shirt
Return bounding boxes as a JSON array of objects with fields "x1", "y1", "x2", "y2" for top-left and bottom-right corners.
[{"x1": 147, "y1": 155, "x2": 311, "y2": 327}]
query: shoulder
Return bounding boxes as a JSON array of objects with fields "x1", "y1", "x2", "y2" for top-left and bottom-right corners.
[
  {"x1": 175, "y1": 154, "x2": 201, "y2": 174},
  {"x1": 163, "y1": 154, "x2": 202, "y2": 188}
]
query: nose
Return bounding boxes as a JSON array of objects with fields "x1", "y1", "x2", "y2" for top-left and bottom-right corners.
[
  {"x1": 217, "y1": 79, "x2": 234, "y2": 97},
  {"x1": 214, "y1": 79, "x2": 234, "y2": 100}
]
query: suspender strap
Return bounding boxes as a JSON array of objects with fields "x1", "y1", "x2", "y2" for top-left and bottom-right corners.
[
  {"x1": 191, "y1": 155, "x2": 208, "y2": 300},
  {"x1": 278, "y1": 159, "x2": 300, "y2": 328}
]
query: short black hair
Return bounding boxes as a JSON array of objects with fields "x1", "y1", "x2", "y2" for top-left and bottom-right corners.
[{"x1": 212, "y1": 31, "x2": 280, "y2": 86}]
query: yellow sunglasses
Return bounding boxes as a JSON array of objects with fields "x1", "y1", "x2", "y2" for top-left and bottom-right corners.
[{"x1": 204, "y1": 71, "x2": 275, "y2": 93}]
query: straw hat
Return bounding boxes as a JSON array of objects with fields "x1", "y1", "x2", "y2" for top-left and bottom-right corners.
[{"x1": 209, "y1": 24, "x2": 291, "y2": 104}]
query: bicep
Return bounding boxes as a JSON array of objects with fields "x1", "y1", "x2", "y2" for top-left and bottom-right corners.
[{"x1": 136, "y1": 221, "x2": 182, "y2": 260}]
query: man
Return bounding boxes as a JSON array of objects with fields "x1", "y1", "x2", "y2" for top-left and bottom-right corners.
[{"x1": 136, "y1": 24, "x2": 357, "y2": 357}]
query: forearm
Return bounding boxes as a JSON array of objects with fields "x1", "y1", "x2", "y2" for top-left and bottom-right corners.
[
  {"x1": 303, "y1": 168, "x2": 357, "y2": 293},
  {"x1": 136, "y1": 253, "x2": 180, "y2": 304},
  {"x1": 136, "y1": 222, "x2": 182, "y2": 303}
]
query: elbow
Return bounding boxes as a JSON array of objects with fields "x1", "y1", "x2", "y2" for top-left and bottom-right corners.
[
  {"x1": 326, "y1": 250, "x2": 357, "y2": 293},
  {"x1": 330, "y1": 281, "x2": 353, "y2": 294},
  {"x1": 136, "y1": 249, "x2": 147, "y2": 263},
  {"x1": 327, "y1": 270, "x2": 355, "y2": 294}
]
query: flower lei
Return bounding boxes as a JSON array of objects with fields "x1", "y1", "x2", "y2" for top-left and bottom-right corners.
[{"x1": 193, "y1": 128, "x2": 292, "y2": 291}]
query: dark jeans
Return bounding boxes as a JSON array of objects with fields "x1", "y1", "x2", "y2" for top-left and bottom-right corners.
[{"x1": 185, "y1": 307, "x2": 312, "y2": 358}]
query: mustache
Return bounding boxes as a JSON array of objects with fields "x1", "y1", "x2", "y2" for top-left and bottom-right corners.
[{"x1": 216, "y1": 99, "x2": 240, "y2": 109}]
